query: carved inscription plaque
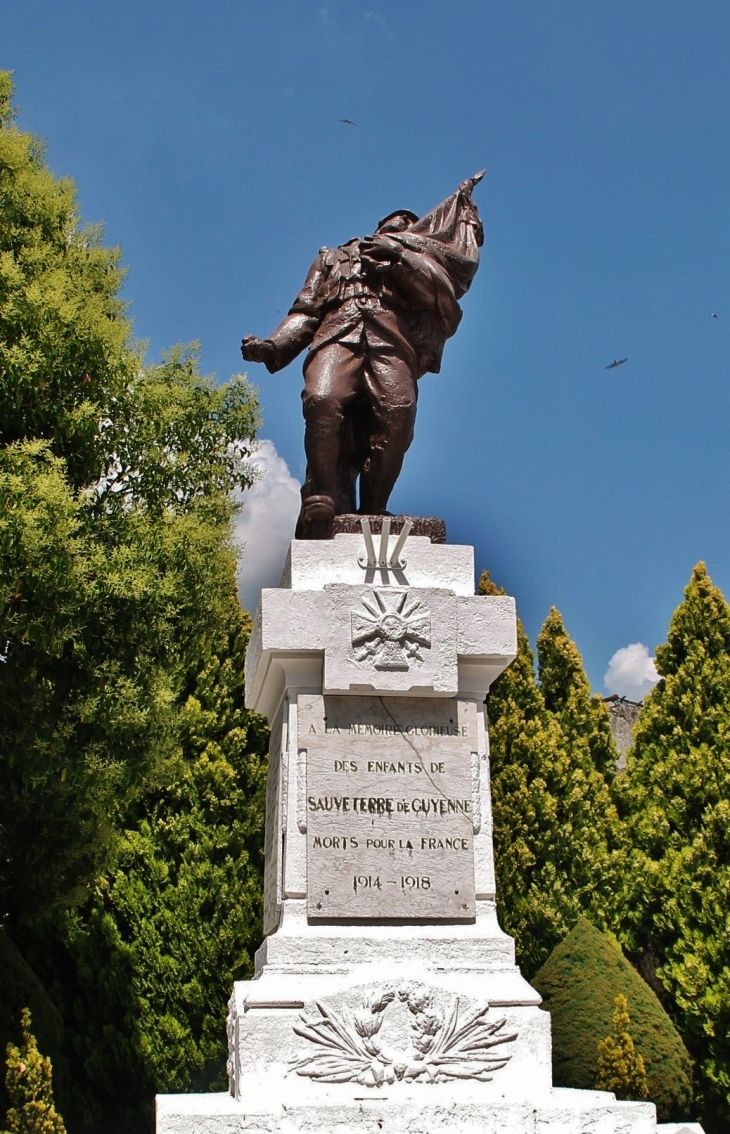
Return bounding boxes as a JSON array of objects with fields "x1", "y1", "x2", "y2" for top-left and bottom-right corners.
[{"x1": 300, "y1": 694, "x2": 477, "y2": 920}]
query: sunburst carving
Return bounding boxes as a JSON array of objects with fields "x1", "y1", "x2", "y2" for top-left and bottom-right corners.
[{"x1": 350, "y1": 590, "x2": 431, "y2": 671}]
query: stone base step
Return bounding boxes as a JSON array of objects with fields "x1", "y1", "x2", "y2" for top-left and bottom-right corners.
[{"x1": 157, "y1": 1088, "x2": 660, "y2": 1133}]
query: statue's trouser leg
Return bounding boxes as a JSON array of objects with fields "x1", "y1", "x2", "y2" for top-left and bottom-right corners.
[
  {"x1": 301, "y1": 342, "x2": 363, "y2": 502},
  {"x1": 358, "y1": 347, "x2": 418, "y2": 514}
]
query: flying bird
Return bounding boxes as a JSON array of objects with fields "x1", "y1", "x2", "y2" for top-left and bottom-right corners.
[
  {"x1": 711, "y1": 312, "x2": 718, "y2": 318},
  {"x1": 605, "y1": 358, "x2": 628, "y2": 370},
  {"x1": 339, "y1": 118, "x2": 357, "y2": 126}
]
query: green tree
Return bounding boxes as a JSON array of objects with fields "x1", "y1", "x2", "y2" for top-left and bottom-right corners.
[
  {"x1": 596, "y1": 994, "x2": 649, "y2": 1101},
  {"x1": 480, "y1": 574, "x2": 620, "y2": 976},
  {"x1": 615, "y1": 563, "x2": 730, "y2": 1131},
  {"x1": 2, "y1": 1009, "x2": 66, "y2": 1134},
  {"x1": 47, "y1": 601, "x2": 268, "y2": 1133},
  {"x1": 537, "y1": 607, "x2": 616, "y2": 780},
  {"x1": 0, "y1": 69, "x2": 271, "y2": 1133},
  {"x1": 0, "y1": 72, "x2": 261, "y2": 934},
  {"x1": 0, "y1": 70, "x2": 132, "y2": 489}
]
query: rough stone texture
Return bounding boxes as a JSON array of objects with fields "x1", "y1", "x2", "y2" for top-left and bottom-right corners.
[
  {"x1": 262, "y1": 722, "x2": 285, "y2": 935},
  {"x1": 245, "y1": 574, "x2": 517, "y2": 715},
  {"x1": 332, "y1": 515, "x2": 447, "y2": 543},
  {"x1": 253, "y1": 898, "x2": 523, "y2": 978},
  {"x1": 301, "y1": 695, "x2": 477, "y2": 919},
  {"x1": 323, "y1": 586, "x2": 458, "y2": 696},
  {"x1": 456, "y1": 595, "x2": 517, "y2": 660},
  {"x1": 279, "y1": 535, "x2": 475, "y2": 595},
  {"x1": 605, "y1": 698, "x2": 642, "y2": 771},
  {"x1": 157, "y1": 535, "x2": 689, "y2": 1134},
  {"x1": 157, "y1": 1090, "x2": 658, "y2": 1133}
]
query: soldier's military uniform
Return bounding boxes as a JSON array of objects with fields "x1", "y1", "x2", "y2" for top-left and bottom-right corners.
[{"x1": 243, "y1": 175, "x2": 484, "y2": 535}]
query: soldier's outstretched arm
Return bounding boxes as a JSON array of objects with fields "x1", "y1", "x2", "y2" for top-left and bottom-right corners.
[{"x1": 241, "y1": 253, "x2": 326, "y2": 373}]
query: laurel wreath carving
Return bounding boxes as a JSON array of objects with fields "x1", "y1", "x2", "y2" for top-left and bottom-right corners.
[{"x1": 290, "y1": 982, "x2": 517, "y2": 1087}]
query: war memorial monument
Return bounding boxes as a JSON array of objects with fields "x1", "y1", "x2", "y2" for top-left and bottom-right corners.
[{"x1": 156, "y1": 177, "x2": 679, "y2": 1133}]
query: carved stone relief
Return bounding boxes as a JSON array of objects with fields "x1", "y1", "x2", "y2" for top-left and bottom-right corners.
[
  {"x1": 351, "y1": 590, "x2": 431, "y2": 671},
  {"x1": 323, "y1": 584, "x2": 458, "y2": 695},
  {"x1": 226, "y1": 991, "x2": 240, "y2": 1098},
  {"x1": 291, "y1": 981, "x2": 516, "y2": 1088},
  {"x1": 301, "y1": 694, "x2": 477, "y2": 919}
]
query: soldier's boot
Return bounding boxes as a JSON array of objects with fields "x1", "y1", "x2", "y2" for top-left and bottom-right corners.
[{"x1": 297, "y1": 494, "x2": 335, "y2": 540}]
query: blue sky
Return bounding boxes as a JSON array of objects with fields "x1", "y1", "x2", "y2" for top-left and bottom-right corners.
[{"x1": 4, "y1": 1, "x2": 730, "y2": 690}]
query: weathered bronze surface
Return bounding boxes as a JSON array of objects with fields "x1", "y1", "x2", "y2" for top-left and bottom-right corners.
[{"x1": 242, "y1": 174, "x2": 484, "y2": 538}]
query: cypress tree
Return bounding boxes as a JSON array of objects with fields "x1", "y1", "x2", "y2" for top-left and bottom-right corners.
[
  {"x1": 2, "y1": 1010, "x2": 66, "y2": 1134},
  {"x1": 480, "y1": 575, "x2": 620, "y2": 977},
  {"x1": 596, "y1": 994, "x2": 649, "y2": 1101},
  {"x1": 537, "y1": 607, "x2": 616, "y2": 780},
  {"x1": 615, "y1": 563, "x2": 730, "y2": 1131}
]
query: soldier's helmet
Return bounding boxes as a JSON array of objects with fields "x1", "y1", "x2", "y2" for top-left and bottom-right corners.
[{"x1": 375, "y1": 209, "x2": 419, "y2": 234}]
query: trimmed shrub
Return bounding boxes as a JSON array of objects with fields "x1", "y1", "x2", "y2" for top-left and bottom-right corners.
[{"x1": 532, "y1": 918, "x2": 693, "y2": 1121}]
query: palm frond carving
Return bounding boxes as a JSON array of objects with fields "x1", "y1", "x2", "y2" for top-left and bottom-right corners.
[{"x1": 290, "y1": 983, "x2": 517, "y2": 1087}]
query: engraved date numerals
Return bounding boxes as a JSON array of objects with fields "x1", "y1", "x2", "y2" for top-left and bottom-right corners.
[
  {"x1": 402, "y1": 875, "x2": 430, "y2": 890},
  {"x1": 353, "y1": 875, "x2": 382, "y2": 892},
  {"x1": 352, "y1": 875, "x2": 432, "y2": 894}
]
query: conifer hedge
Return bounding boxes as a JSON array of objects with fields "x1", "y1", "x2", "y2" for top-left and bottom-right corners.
[
  {"x1": 480, "y1": 574, "x2": 621, "y2": 977},
  {"x1": 614, "y1": 563, "x2": 730, "y2": 1132}
]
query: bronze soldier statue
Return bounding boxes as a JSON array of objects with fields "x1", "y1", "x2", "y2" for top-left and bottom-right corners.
[{"x1": 242, "y1": 172, "x2": 485, "y2": 538}]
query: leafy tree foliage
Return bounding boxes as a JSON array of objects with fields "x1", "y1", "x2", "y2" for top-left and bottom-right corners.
[
  {"x1": 0, "y1": 71, "x2": 131, "y2": 490},
  {"x1": 532, "y1": 918, "x2": 692, "y2": 1121},
  {"x1": 2, "y1": 1010, "x2": 67, "y2": 1134},
  {"x1": 615, "y1": 562, "x2": 730, "y2": 1131},
  {"x1": 0, "y1": 70, "x2": 270, "y2": 1131},
  {"x1": 0, "y1": 72, "x2": 260, "y2": 934},
  {"x1": 596, "y1": 994, "x2": 649, "y2": 1101},
  {"x1": 480, "y1": 573, "x2": 620, "y2": 977},
  {"x1": 45, "y1": 601, "x2": 268, "y2": 1133}
]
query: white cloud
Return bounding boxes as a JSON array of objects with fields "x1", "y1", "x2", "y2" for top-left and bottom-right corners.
[
  {"x1": 604, "y1": 643, "x2": 660, "y2": 702},
  {"x1": 235, "y1": 440, "x2": 301, "y2": 615}
]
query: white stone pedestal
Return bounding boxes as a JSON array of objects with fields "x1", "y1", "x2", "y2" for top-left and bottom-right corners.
[{"x1": 156, "y1": 530, "x2": 675, "y2": 1134}]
